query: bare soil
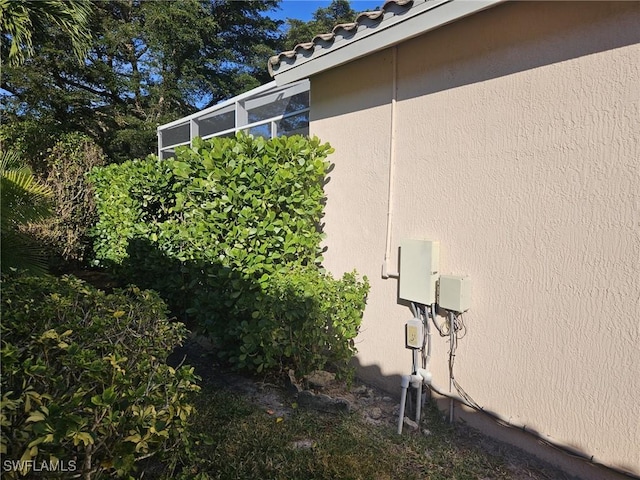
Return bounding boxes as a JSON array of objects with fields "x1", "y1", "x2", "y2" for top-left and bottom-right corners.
[{"x1": 170, "y1": 335, "x2": 582, "y2": 480}]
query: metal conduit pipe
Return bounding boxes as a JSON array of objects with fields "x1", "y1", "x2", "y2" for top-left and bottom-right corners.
[
  {"x1": 413, "y1": 348, "x2": 422, "y2": 424},
  {"x1": 448, "y1": 311, "x2": 455, "y2": 423},
  {"x1": 414, "y1": 377, "x2": 423, "y2": 425},
  {"x1": 425, "y1": 304, "x2": 435, "y2": 372}
]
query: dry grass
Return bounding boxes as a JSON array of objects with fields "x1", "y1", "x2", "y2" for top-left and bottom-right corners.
[
  {"x1": 149, "y1": 384, "x2": 528, "y2": 480},
  {"x1": 146, "y1": 340, "x2": 580, "y2": 480}
]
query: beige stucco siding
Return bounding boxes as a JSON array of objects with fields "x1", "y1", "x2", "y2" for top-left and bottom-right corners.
[{"x1": 311, "y1": 1, "x2": 639, "y2": 476}]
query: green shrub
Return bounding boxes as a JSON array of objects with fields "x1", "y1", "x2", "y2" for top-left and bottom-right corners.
[
  {"x1": 0, "y1": 274, "x2": 199, "y2": 479},
  {"x1": 220, "y1": 268, "x2": 370, "y2": 376},
  {"x1": 89, "y1": 133, "x2": 329, "y2": 273},
  {"x1": 88, "y1": 150, "x2": 175, "y2": 270},
  {"x1": 89, "y1": 133, "x2": 369, "y2": 376}
]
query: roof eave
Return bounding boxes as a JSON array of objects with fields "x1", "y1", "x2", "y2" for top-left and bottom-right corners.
[{"x1": 270, "y1": 0, "x2": 506, "y2": 86}]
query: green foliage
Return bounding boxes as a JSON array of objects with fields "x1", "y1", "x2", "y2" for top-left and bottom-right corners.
[
  {"x1": 90, "y1": 134, "x2": 369, "y2": 376},
  {"x1": 0, "y1": 149, "x2": 53, "y2": 274},
  {"x1": 0, "y1": 274, "x2": 200, "y2": 479},
  {"x1": 0, "y1": 118, "x2": 66, "y2": 174},
  {"x1": 223, "y1": 268, "x2": 369, "y2": 376},
  {"x1": 2, "y1": 0, "x2": 284, "y2": 162},
  {"x1": 25, "y1": 133, "x2": 106, "y2": 269},
  {"x1": 0, "y1": 0, "x2": 93, "y2": 66},
  {"x1": 90, "y1": 133, "x2": 331, "y2": 296},
  {"x1": 88, "y1": 153, "x2": 178, "y2": 270}
]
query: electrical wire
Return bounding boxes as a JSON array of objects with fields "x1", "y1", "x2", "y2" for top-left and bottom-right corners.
[
  {"x1": 419, "y1": 307, "x2": 638, "y2": 479},
  {"x1": 454, "y1": 312, "x2": 467, "y2": 339},
  {"x1": 445, "y1": 310, "x2": 482, "y2": 411},
  {"x1": 421, "y1": 305, "x2": 428, "y2": 369},
  {"x1": 430, "y1": 308, "x2": 448, "y2": 337}
]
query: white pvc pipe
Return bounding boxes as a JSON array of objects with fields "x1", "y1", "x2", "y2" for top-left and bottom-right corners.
[
  {"x1": 397, "y1": 374, "x2": 410, "y2": 434},
  {"x1": 382, "y1": 46, "x2": 399, "y2": 279},
  {"x1": 415, "y1": 379, "x2": 423, "y2": 424}
]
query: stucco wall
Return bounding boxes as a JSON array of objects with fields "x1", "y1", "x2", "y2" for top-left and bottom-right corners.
[{"x1": 311, "y1": 1, "x2": 639, "y2": 477}]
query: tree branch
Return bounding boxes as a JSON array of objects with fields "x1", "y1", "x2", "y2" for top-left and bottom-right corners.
[{"x1": 53, "y1": 72, "x2": 125, "y2": 106}]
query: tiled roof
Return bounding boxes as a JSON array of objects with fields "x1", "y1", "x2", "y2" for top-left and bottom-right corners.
[
  {"x1": 267, "y1": 0, "x2": 505, "y2": 84},
  {"x1": 268, "y1": 0, "x2": 414, "y2": 77}
]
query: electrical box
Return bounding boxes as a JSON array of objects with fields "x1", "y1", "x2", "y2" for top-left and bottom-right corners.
[
  {"x1": 405, "y1": 317, "x2": 424, "y2": 349},
  {"x1": 438, "y1": 275, "x2": 472, "y2": 312},
  {"x1": 399, "y1": 239, "x2": 440, "y2": 305}
]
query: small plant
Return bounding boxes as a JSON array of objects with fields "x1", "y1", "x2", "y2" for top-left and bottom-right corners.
[{"x1": 0, "y1": 273, "x2": 200, "y2": 479}]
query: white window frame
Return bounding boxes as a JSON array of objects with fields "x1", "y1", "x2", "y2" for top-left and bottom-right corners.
[{"x1": 157, "y1": 79, "x2": 310, "y2": 159}]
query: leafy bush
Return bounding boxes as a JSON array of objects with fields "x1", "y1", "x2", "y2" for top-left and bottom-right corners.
[
  {"x1": 89, "y1": 133, "x2": 369, "y2": 376},
  {"x1": 89, "y1": 134, "x2": 329, "y2": 274},
  {"x1": 221, "y1": 268, "x2": 369, "y2": 375},
  {"x1": 25, "y1": 133, "x2": 106, "y2": 269},
  {"x1": 0, "y1": 274, "x2": 199, "y2": 479}
]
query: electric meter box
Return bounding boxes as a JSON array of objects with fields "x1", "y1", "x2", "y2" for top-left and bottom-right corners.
[
  {"x1": 438, "y1": 275, "x2": 472, "y2": 312},
  {"x1": 399, "y1": 239, "x2": 440, "y2": 305}
]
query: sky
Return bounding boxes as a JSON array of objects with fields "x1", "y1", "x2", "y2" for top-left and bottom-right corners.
[{"x1": 269, "y1": 0, "x2": 384, "y2": 22}]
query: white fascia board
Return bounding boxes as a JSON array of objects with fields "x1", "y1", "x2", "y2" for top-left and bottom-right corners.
[{"x1": 272, "y1": 0, "x2": 505, "y2": 86}]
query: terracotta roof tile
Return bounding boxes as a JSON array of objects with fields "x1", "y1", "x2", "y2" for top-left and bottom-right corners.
[{"x1": 268, "y1": 0, "x2": 414, "y2": 76}]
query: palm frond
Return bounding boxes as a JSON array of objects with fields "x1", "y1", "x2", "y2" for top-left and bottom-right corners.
[
  {"x1": 0, "y1": 228, "x2": 49, "y2": 274},
  {"x1": 1, "y1": 0, "x2": 37, "y2": 64},
  {"x1": 0, "y1": 150, "x2": 53, "y2": 227},
  {"x1": 0, "y1": 149, "x2": 52, "y2": 274},
  {"x1": 0, "y1": 0, "x2": 93, "y2": 65}
]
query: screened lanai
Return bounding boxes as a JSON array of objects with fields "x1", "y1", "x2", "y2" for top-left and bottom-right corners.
[{"x1": 157, "y1": 79, "x2": 309, "y2": 159}]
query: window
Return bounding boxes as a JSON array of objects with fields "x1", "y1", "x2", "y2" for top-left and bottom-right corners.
[{"x1": 157, "y1": 79, "x2": 310, "y2": 159}]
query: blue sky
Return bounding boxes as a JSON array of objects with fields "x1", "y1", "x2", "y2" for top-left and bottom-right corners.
[{"x1": 269, "y1": 0, "x2": 384, "y2": 22}]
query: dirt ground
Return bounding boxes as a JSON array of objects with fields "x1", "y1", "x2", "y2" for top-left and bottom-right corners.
[{"x1": 170, "y1": 336, "x2": 585, "y2": 480}]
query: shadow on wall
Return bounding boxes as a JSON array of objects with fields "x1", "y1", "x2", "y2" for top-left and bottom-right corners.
[
  {"x1": 109, "y1": 238, "x2": 638, "y2": 480},
  {"x1": 312, "y1": 1, "x2": 640, "y2": 120},
  {"x1": 351, "y1": 355, "x2": 403, "y2": 400},
  {"x1": 350, "y1": 354, "x2": 639, "y2": 480},
  {"x1": 398, "y1": 1, "x2": 640, "y2": 101}
]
